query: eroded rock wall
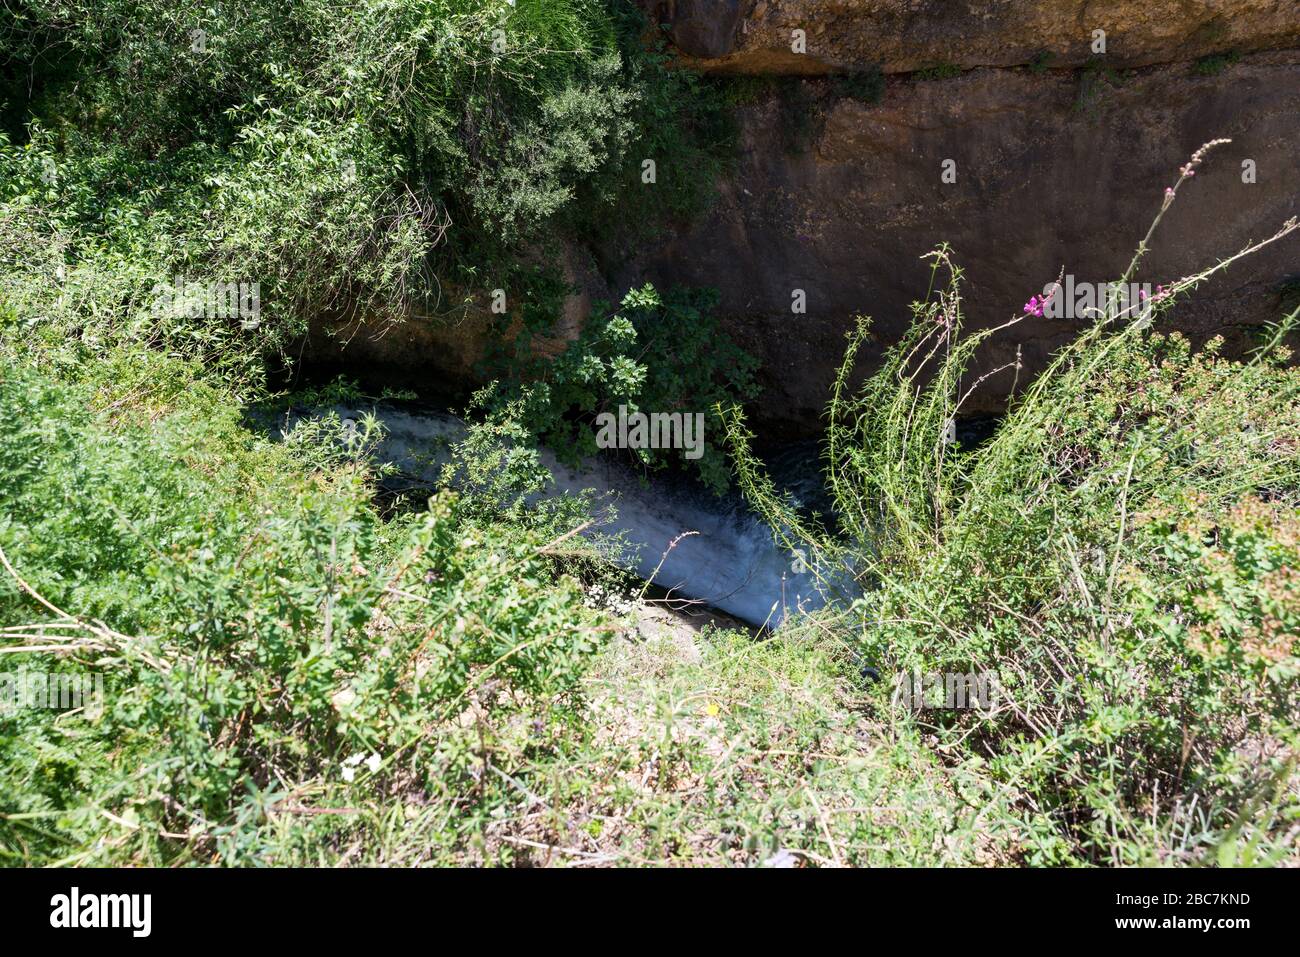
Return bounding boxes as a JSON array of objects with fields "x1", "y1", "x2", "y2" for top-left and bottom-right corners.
[
  {"x1": 646, "y1": 0, "x2": 1300, "y2": 72},
  {"x1": 615, "y1": 52, "x2": 1300, "y2": 435}
]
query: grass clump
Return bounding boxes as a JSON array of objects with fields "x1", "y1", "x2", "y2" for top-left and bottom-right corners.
[
  {"x1": 1074, "y1": 57, "x2": 1124, "y2": 113},
  {"x1": 914, "y1": 62, "x2": 962, "y2": 82},
  {"x1": 1193, "y1": 51, "x2": 1242, "y2": 76},
  {"x1": 716, "y1": 74, "x2": 782, "y2": 108},
  {"x1": 523, "y1": 624, "x2": 1018, "y2": 866},
  {"x1": 300, "y1": 622, "x2": 1018, "y2": 866},
  {"x1": 0, "y1": 341, "x2": 607, "y2": 865},
  {"x1": 725, "y1": 142, "x2": 1300, "y2": 865}
]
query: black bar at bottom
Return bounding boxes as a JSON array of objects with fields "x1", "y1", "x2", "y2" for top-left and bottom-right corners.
[{"x1": 0, "y1": 866, "x2": 1281, "y2": 941}]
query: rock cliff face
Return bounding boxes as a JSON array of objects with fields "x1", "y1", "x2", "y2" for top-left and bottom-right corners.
[
  {"x1": 646, "y1": 0, "x2": 1300, "y2": 72},
  {"x1": 309, "y1": 4, "x2": 1300, "y2": 438},
  {"x1": 616, "y1": 52, "x2": 1300, "y2": 435}
]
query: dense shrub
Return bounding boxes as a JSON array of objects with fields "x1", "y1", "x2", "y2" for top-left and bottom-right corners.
[
  {"x1": 0, "y1": 346, "x2": 603, "y2": 864},
  {"x1": 478, "y1": 283, "x2": 759, "y2": 493},
  {"x1": 727, "y1": 150, "x2": 1300, "y2": 864},
  {"x1": 0, "y1": 0, "x2": 732, "y2": 392}
]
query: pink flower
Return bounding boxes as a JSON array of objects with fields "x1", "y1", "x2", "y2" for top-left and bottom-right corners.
[{"x1": 1023, "y1": 295, "x2": 1044, "y2": 317}]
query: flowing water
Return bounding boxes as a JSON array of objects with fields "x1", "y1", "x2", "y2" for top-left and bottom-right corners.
[
  {"x1": 293, "y1": 403, "x2": 833, "y2": 627},
  {"x1": 279, "y1": 404, "x2": 1000, "y2": 627}
]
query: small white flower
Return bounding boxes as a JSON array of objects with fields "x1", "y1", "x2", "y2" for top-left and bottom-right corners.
[
  {"x1": 365, "y1": 753, "x2": 382, "y2": 774},
  {"x1": 341, "y1": 766, "x2": 356, "y2": 783}
]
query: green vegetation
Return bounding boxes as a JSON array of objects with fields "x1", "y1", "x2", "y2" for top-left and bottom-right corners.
[
  {"x1": 1, "y1": 3, "x2": 1297, "y2": 868},
  {"x1": 0, "y1": 0, "x2": 754, "y2": 864},
  {"x1": 1074, "y1": 57, "x2": 1124, "y2": 113},
  {"x1": 1193, "y1": 51, "x2": 1242, "y2": 76},
  {"x1": 0, "y1": 343, "x2": 606, "y2": 864},
  {"x1": 470, "y1": 627, "x2": 1018, "y2": 866},
  {"x1": 0, "y1": 0, "x2": 734, "y2": 390},
  {"x1": 717, "y1": 74, "x2": 782, "y2": 108},
  {"x1": 482, "y1": 283, "x2": 758, "y2": 492},
  {"x1": 1027, "y1": 51, "x2": 1054, "y2": 75},
  {"x1": 725, "y1": 181, "x2": 1300, "y2": 864},
  {"x1": 914, "y1": 62, "x2": 962, "y2": 82}
]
